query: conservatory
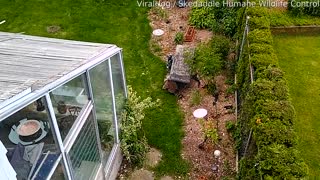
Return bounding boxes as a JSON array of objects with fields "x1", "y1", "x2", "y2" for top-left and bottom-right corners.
[{"x1": 0, "y1": 32, "x2": 126, "y2": 180}]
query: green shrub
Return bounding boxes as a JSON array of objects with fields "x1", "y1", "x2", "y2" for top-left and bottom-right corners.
[
  {"x1": 236, "y1": 5, "x2": 308, "y2": 179},
  {"x1": 206, "y1": 81, "x2": 217, "y2": 95},
  {"x1": 199, "y1": 119, "x2": 218, "y2": 144},
  {"x1": 249, "y1": 43, "x2": 274, "y2": 55},
  {"x1": 210, "y1": 35, "x2": 231, "y2": 57},
  {"x1": 120, "y1": 86, "x2": 160, "y2": 166},
  {"x1": 189, "y1": 0, "x2": 238, "y2": 37},
  {"x1": 174, "y1": 32, "x2": 184, "y2": 44},
  {"x1": 253, "y1": 118, "x2": 296, "y2": 147},
  {"x1": 189, "y1": 42, "x2": 223, "y2": 80},
  {"x1": 255, "y1": 66, "x2": 284, "y2": 81},
  {"x1": 250, "y1": 54, "x2": 278, "y2": 68},
  {"x1": 249, "y1": 79, "x2": 289, "y2": 101},
  {"x1": 249, "y1": 16, "x2": 270, "y2": 30},
  {"x1": 255, "y1": 100, "x2": 295, "y2": 125},
  {"x1": 248, "y1": 29, "x2": 273, "y2": 45},
  {"x1": 246, "y1": 7, "x2": 269, "y2": 17},
  {"x1": 257, "y1": 144, "x2": 308, "y2": 179},
  {"x1": 226, "y1": 121, "x2": 235, "y2": 132},
  {"x1": 189, "y1": 0, "x2": 216, "y2": 29}
]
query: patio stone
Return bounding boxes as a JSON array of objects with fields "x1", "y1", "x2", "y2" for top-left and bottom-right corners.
[
  {"x1": 129, "y1": 169, "x2": 154, "y2": 180},
  {"x1": 160, "y1": 176, "x2": 174, "y2": 180},
  {"x1": 145, "y1": 148, "x2": 162, "y2": 168}
]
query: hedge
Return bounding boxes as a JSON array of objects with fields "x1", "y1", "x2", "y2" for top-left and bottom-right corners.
[
  {"x1": 237, "y1": 5, "x2": 308, "y2": 179},
  {"x1": 288, "y1": 0, "x2": 320, "y2": 17}
]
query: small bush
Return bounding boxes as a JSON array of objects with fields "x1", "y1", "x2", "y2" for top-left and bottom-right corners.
[
  {"x1": 120, "y1": 86, "x2": 160, "y2": 166},
  {"x1": 210, "y1": 35, "x2": 231, "y2": 57},
  {"x1": 226, "y1": 121, "x2": 235, "y2": 132},
  {"x1": 174, "y1": 32, "x2": 184, "y2": 44},
  {"x1": 190, "y1": 90, "x2": 202, "y2": 106},
  {"x1": 200, "y1": 119, "x2": 219, "y2": 144},
  {"x1": 190, "y1": 42, "x2": 223, "y2": 80},
  {"x1": 206, "y1": 81, "x2": 217, "y2": 95},
  {"x1": 189, "y1": 0, "x2": 216, "y2": 29}
]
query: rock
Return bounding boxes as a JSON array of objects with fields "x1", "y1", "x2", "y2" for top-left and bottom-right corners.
[
  {"x1": 160, "y1": 176, "x2": 174, "y2": 180},
  {"x1": 145, "y1": 148, "x2": 162, "y2": 168},
  {"x1": 46, "y1": 25, "x2": 61, "y2": 33},
  {"x1": 129, "y1": 169, "x2": 154, "y2": 180},
  {"x1": 163, "y1": 80, "x2": 178, "y2": 94}
]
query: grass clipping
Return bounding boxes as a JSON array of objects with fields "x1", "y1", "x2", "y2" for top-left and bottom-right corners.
[{"x1": 120, "y1": 86, "x2": 160, "y2": 166}]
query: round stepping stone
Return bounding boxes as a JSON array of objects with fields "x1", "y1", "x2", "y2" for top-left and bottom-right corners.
[
  {"x1": 153, "y1": 29, "x2": 164, "y2": 36},
  {"x1": 129, "y1": 169, "x2": 154, "y2": 180},
  {"x1": 193, "y1": 108, "x2": 208, "y2": 119},
  {"x1": 160, "y1": 176, "x2": 174, "y2": 180},
  {"x1": 145, "y1": 148, "x2": 162, "y2": 168}
]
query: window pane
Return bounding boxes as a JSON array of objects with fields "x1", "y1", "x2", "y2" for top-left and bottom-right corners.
[
  {"x1": 0, "y1": 97, "x2": 60, "y2": 180},
  {"x1": 110, "y1": 53, "x2": 126, "y2": 119},
  {"x1": 49, "y1": 75, "x2": 89, "y2": 141},
  {"x1": 68, "y1": 112, "x2": 100, "y2": 180},
  {"x1": 51, "y1": 159, "x2": 66, "y2": 180},
  {"x1": 89, "y1": 61, "x2": 115, "y2": 161}
]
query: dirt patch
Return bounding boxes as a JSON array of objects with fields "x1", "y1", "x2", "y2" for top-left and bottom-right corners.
[
  {"x1": 148, "y1": 1, "x2": 212, "y2": 61},
  {"x1": 180, "y1": 78, "x2": 237, "y2": 179}
]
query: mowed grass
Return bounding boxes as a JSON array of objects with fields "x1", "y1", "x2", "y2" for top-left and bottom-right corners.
[
  {"x1": 273, "y1": 35, "x2": 320, "y2": 178},
  {"x1": 0, "y1": 0, "x2": 188, "y2": 176}
]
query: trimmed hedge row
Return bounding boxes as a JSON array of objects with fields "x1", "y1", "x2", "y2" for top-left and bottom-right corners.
[
  {"x1": 237, "y1": 6, "x2": 308, "y2": 179},
  {"x1": 288, "y1": 0, "x2": 320, "y2": 17}
]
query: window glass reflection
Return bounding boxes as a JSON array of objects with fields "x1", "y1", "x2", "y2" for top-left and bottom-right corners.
[{"x1": 49, "y1": 75, "x2": 89, "y2": 141}]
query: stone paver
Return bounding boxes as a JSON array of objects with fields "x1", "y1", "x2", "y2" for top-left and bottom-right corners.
[
  {"x1": 160, "y1": 176, "x2": 174, "y2": 180},
  {"x1": 129, "y1": 169, "x2": 154, "y2": 180},
  {"x1": 145, "y1": 148, "x2": 162, "y2": 168}
]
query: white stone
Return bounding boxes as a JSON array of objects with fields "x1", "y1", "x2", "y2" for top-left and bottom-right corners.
[
  {"x1": 193, "y1": 108, "x2": 207, "y2": 119},
  {"x1": 214, "y1": 150, "x2": 221, "y2": 158},
  {"x1": 152, "y1": 29, "x2": 164, "y2": 36}
]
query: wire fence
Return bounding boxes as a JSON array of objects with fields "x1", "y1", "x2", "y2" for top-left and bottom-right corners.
[{"x1": 236, "y1": 14, "x2": 256, "y2": 158}]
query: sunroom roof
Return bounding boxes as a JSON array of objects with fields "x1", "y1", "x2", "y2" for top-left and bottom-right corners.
[{"x1": 0, "y1": 32, "x2": 117, "y2": 108}]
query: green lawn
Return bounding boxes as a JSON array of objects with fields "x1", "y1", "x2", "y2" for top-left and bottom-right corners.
[
  {"x1": 0, "y1": 0, "x2": 188, "y2": 176},
  {"x1": 273, "y1": 35, "x2": 320, "y2": 178}
]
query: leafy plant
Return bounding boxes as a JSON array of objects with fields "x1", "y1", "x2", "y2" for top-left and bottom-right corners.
[
  {"x1": 120, "y1": 86, "x2": 160, "y2": 166},
  {"x1": 199, "y1": 118, "x2": 218, "y2": 144},
  {"x1": 190, "y1": 90, "x2": 202, "y2": 106},
  {"x1": 189, "y1": 0, "x2": 216, "y2": 29},
  {"x1": 150, "y1": 6, "x2": 168, "y2": 20},
  {"x1": 206, "y1": 81, "x2": 217, "y2": 95},
  {"x1": 174, "y1": 32, "x2": 184, "y2": 44},
  {"x1": 187, "y1": 42, "x2": 222, "y2": 80},
  {"x1": 210, "y1": 35, "x2": 231, "y2": 57},
  {"x1": 225, "y1": 121, "x2": 235, "y2": 132}
]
